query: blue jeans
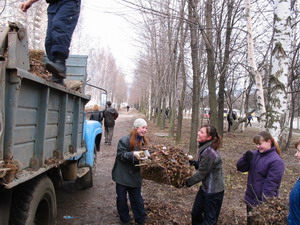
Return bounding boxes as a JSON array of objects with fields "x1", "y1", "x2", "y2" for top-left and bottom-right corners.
[
  {"x1": 46, "y1": 0, "x2": 81, "y2": 61},
  {"x1": 191, "y1": 187, "x2": 224, "y2": 225},
  {"x1": 116, "y1": 183, "x2": 146, "y2": 224}
]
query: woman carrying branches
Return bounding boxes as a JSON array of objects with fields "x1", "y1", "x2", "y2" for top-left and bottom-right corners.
[
  {"x1": 112, "y1": 118, "x2": 149, "y2": 225},
  {"x1": 185, "y1": 125, "x2": 225, "y2": 225}
]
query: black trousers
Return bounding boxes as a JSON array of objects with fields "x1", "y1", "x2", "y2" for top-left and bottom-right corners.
[
  {"x1": 191, "y1": 187, "x2": 224, "y2": 225},
  {"x1": 246, "y1": 205, "x2": 253, "y2": 225},
  {"x1": 116, "y1": 183, "x2": 146, "y2": 225}
]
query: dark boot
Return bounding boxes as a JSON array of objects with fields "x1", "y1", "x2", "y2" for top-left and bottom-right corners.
[
  {"x1": 46, "y1": 59, "x2": 66, "y2": 79},
  {"x1": 51, "y1": 73, "x2": 65, "y2": 85}
]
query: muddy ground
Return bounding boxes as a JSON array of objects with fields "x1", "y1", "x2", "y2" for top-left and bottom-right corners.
[{"x1": 56, "y1": 109, "x2": 300, "y2": 225}]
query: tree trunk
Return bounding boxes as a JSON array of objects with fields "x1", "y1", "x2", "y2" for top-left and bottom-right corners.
[
  {"x1": 267, "y1": 0, "x2": 292, "y2": 150},
  {"x1": 188, "y1": 0, "x2": 201, "y2": 155},
  {"x1": 176, "y1": 22, "x2": 188, "y2": 144},
  {"x1": 218, "y1": 0, "x2": 234, "y2": 136},
  {"x1": 204, "y1": 0, "x2": 218, "y2": 128},
  {"x1": 244, "y1": 0, "x2": 267, "y2": 129}
]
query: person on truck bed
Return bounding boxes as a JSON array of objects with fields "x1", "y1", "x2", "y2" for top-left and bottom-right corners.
[{"x1": 20, "y1": 0, "x2": 81, "y2": 84}]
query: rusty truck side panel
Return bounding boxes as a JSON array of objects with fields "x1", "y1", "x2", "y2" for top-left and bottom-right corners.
[{"x1": 0, "y1": 23, "x2": 90, "y2": 189}]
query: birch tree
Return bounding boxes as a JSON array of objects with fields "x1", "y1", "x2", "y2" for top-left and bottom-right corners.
[
  {"x1": 244, "y1": 0, "x2": 267, "y2": 129},
  {"x1": 267, "y1": 0, "x2": 292, "y2": 149}
]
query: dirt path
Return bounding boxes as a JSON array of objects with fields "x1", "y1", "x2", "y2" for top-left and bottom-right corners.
[
  {"x1": 56, "y1": 109, "x2": 299, "y2": 225},
  {"x1": 56, "y1": 109, "x2": 144, "y2": 225}
]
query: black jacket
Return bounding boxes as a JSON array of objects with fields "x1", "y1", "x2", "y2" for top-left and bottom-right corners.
[
  {"x1": 103, "y1": 106, "x2": 118, "y2": 127},
  {"x1": 186, "y1": 141, "x2": 224, "y2": 193},
  {"x1": 112, "y1": 135, "x2": 145, "y2": 187},
  {"x1": 89, "y1": 110, "x2": 103, "y2": 124}
]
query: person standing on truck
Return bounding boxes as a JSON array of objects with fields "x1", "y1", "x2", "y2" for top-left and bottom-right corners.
[
  {"x1": 89, "y1": 104, "x2": 103, "y2": 151},
  {"x1": 112, "y1": 118, "x2": 149, "y2": 225},
  {"x1": 20, "y1": 0, "x2": 81, "y2": 84},
  {"x1": 103, "y1": 101, "x2": 118, "y2": 145}
]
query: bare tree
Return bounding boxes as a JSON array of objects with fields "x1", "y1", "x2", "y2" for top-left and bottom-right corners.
[{"x1": 244, "y1": 0, "x2": 266, "y2": 129}]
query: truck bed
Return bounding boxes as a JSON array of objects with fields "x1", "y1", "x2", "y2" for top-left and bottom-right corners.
[
  {"x1": 0, "y1": 66, "x2": 90, "y2": 188},
  {"x1": 0, "y1": 22, "x2": 96, "y2": 189}
]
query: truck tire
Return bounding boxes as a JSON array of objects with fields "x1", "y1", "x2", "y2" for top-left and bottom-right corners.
[{"x1": 9, "y1": 175, "x2": 57, "y2": 225}]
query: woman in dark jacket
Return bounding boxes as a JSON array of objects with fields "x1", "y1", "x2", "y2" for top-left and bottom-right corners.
[
  {"x1": 237, "y1": 131, "x2": 285, "y2": 225},
  {"x1": 186, "y1": 125, "x2": 224, "y2": 225},
  {"x1": 112, "y1": 118, "x2": 148, "y2": 225}
]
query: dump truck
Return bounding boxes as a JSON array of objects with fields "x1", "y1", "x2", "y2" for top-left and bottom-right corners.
[{"x1": 0, "y1": 22, "x2": 102, "y2": 225}]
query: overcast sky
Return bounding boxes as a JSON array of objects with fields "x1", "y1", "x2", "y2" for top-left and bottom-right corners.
[{"x1": 80, "y1": 0, "x2": 141, "y2": 83}]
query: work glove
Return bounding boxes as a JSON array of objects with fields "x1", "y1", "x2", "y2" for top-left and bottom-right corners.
[
  {"x1": 174, "y1": 181, "x2": 186, "y2": 189},
  {"x1": 185, "y1": 177, "x2": 193, "y2": 187},
  {"x1": 189, "y1": 160, "x2": 199, "y2": 170},
  {"x1": 133, "y1": 151, "x2": 141, "y2": 160},
  {"x1": 244, "y1": 151, "x2": 253, "y2": 163}
]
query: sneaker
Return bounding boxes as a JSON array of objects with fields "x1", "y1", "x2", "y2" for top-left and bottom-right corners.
[{"x1": 46, "y1": 59, "x2": 66, "y2": 78}]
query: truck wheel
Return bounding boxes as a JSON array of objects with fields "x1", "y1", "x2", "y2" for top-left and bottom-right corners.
[
  {"x1": 10, "y1": 175, "x2": 57, "y2": 225},
  {"x1": 75, "y1": 166, "x2": 93, "y2": 190}
]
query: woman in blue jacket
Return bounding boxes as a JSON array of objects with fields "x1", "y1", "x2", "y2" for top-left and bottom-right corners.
[
  {"x1": 237, "y1": 131, "x2": 284, "y2": 225},
  {"x1": 288, "y1": 140, "x2": 300, "y2": 225},
  {"x1": 112, "y1": 118, "x2": 148, "y2": 225}
]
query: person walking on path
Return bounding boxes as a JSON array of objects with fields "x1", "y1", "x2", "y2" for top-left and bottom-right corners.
[
  {"x1": 246, "y1": 114, "x2": 253, "y2": 127},
  {"x1": 288, "y1": 140, "x2": 300, "y2": 225},
  {"x1": 236, "y1": 131, "x2": 285, "y2": 225},
  {"x1": 103, "y1": 101, "x2": 118, "y2": 145},
  {"x1": 185, "y1": 124, "x2": 224, "y2": 225},
  {"x1": 20, "y1": 0, "x2": 81, "y2": 84},
  {"x1": 227, "y1": 110, "x2": 236, "y2": 132},
  {"x1": 112, "y1": 118, "x2": 149, "y2": 225}
]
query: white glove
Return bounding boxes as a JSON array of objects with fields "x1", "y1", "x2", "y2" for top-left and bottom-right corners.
[{"x1": 133, "y1": 151, "x2": 141, "y2": 160}]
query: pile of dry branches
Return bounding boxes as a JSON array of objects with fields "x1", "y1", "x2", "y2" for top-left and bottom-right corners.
[
  {"x1": 140, "y1": 145, "x2": 193, "y2": 188},
  {"x1": 250, "y1": 196, "x2": 288, "y2": 225},
  {"x1": 29, "y1": 50, "x2": 51, "y2": 80}
]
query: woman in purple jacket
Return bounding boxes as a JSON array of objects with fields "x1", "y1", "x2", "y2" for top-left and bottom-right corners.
[{"x1": 237, "y1": 131, "x2": 284, "y2": 225}]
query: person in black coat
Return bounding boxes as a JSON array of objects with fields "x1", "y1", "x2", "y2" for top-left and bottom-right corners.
[
  {"x1": 103, "y1": 101, "x2": 119, "y2": 145},
  {"x1": 112, "y1": 118, "x2": 149, "y2": 225},
  {"x1": 89, "y1": 105, "x2": 103, "y2": 151},
  {"x1": 227, "y1": 110, "x2": 236, "y2": 132}
]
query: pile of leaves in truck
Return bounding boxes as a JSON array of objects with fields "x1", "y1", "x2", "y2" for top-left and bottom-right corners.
[
  {"x1": 140, "y1": 145, "x2": 194, "y2": 188},
  {"x1": 29, "y1": 49, "x2": 51, "y2": 80}
]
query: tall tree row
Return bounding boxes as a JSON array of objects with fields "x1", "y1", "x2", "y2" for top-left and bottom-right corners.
[{"x1": 129, "y1": 0, "x2": 300, "y2": 150}]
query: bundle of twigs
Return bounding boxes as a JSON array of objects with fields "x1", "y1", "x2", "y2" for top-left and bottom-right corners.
[
  {"x1": 250, "y1": 196, "x2": 288, "y2": 225},
  {"x1": 140, "y1": 145, "x2": 193, "y2": 188}
]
